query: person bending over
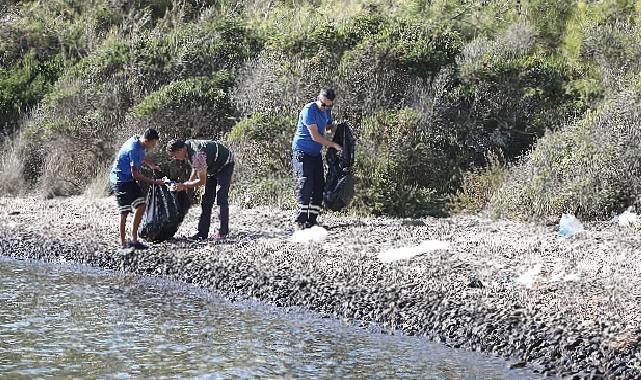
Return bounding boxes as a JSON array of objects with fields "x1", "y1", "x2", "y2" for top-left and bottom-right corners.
[{"x1": 166, "y1": 139, "x2": 235, "y2": 240}]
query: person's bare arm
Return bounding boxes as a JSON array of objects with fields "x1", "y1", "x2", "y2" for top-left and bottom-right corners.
[
  {"x1": 176, "y1": 169, "x2": 207, "y2": 192},
  {"x1": 188, "y1": 169, "x2": 197, "y2": 182},
  {"x1": 132, "y1": 167, "x2": 164, "y2": 185},
  {"x1": 308, "y1": 124, "x2": 341, "y2": 151}
]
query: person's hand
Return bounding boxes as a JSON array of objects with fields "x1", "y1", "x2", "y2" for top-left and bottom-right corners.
[
  {"x1": 175, "y1": 183, "x2": 187, "y2": 192},
  {"x1": 153, "y1": 179, "x2": 165, "y2": 186},
  {"x1": 333, "y1": 143, "x2": 342, "y2": 152},
  {"x1": 150, "y1": 163, "x2": 161, "y2": 171}
]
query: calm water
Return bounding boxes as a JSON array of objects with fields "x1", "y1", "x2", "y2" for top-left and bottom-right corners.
[{"x1": 0, "y1": 257, "x2": 537, "y2": 379}]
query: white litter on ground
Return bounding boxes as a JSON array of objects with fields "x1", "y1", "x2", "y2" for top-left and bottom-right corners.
[
  {"x1": 515, "y1": 264, "x2": 542, "y2": 289},
  {"x1": 550, "y1": 271, "x2": 581, "y2": 283},
  {"x1": 617, "y1": 208, "x2": 639, "y2": 228},
  {"x1": 290, "y1": 226, "x2": 329, "y2": 243},
  {"x1": 378, "y1": 240, "x2": 450, "y2": 263},
  {"x1": 563, "y1": 273, "x2": 581, "y2": 282},
  {"x1": 559, "y1": 214, "x2": 585, "y2": 237}
]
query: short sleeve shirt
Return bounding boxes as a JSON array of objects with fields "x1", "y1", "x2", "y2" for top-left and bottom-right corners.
[
  {"x1": 190, "y1": 151, "x2": 208, "y2": 171},
  {"x1": 292, "y1": 102, "x2": 332, "y2": 156},
  {"x1": 110, "y1": 136, "x2": 145, "y2": 184}
]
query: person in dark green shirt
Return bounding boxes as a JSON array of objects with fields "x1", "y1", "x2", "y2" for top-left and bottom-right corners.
[{"x1": 166, "y1": 139, "x2": 234, "y2": 240}]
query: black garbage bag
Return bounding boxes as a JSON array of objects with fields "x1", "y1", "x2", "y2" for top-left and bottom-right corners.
[
  {"x1": 139, "y1": 176, "x2": 190, "y2": 243},
  {"x1": 324, "y1": 122, "x2": 355, "y2": 211}
]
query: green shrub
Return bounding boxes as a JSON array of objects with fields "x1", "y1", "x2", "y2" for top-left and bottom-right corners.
[
  {"x1": 133, "y1": 72, "x2": 233, "y2": 116},
  {"x1": 580, "y1": 20, "x2": 641, "y2": 92},
  {"x1": 227, "y1": 111, "x2": 295, "y2": 177},
  {"x1": 562, "y1": 0, "x2": 637, "y2": 60},
  {"x1": 0, "y1": 53, "x2": 64, "y2": 134},
  {"x1": 132, "y1": 71, "x2": 235, "y2": 138},
  {"x1": 451, "y1": 152, "x2": 509, "y2": 213},
  {"x1": 489, "y1": 88, "x2": 641, "y2": 220},
  {"x1": 68, "y1": 41, "x2": 130, "y2": 82},
  {"x1": 264, "y1": 18, "x2": 347, "y2": 59},
  {"x1": 454, "y1": 29, "x2": 588, "y2": 158},
  {"x1": 226, "y1": 111, "x2": 297, "y2": 208},
  {"x1": 169, "y1": 19, "x2": 263, "y2": 78},
  {"x1": 525, "y1": 0, "x2": 576, "y2": 50},
  {"x1": 353, "y1": 108, "x2": 464, "y2": 218},
  {"x1": 373, "y1": 17, "x2": 462, "y2": 78},
  {"x1": 340, "y1": 12, "x2": 388, "y2": 46}
]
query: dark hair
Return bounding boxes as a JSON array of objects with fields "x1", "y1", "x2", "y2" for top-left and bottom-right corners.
[
  {"x1": 320, "y1": 88, "x2": 336, "y2": 101},
  {"x1": 143, "y1": 128, "x2": 160, "y2": 141},
  {"x1": 166, "y1": 139, "x2": 186, "y2": 153}
]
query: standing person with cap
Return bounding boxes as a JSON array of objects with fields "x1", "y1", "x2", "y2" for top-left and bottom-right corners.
[
  {"x1": 291, "y1": 88, "x2": 342, "y2": 230},
  {"x1": 166, "y1": 139, "x2": 235, "y2": 240}
]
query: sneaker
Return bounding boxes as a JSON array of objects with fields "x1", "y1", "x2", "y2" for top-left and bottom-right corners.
[
  {"x1": 188, "y1": 233, "x2": 207, "y2": 241},
  {"x1": 128, "y1": 240, "x2": 149, "y2": 250},
  {"x1": 118, "y1": 247, "x2": 134, "y2": 256},
  {"x1": 214, "y1": 233, "x2": 228, "y2": 240}
]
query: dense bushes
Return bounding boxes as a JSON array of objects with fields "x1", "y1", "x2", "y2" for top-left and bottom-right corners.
[
  {"x1": 1, "y1": 15, "x2": 260, "y2": 195},
  {"x1": 2, "y1": 0, "x2": 641, "y2": 221},
  {"x1": 490, "y1": 89, "x2": 641, "y2": 220},
  {"x1": 0, "y1": 53, "x2": 63, "y2": 135},
  {"x1": 353, "y1": 109, "x2": 462, "y2": 217},
  {"x1": 132, "y1": 72, "x2": 235, "y2": 138},
  {"x1": 226, "y1": 112, "x2": 296, "y2": 209}
]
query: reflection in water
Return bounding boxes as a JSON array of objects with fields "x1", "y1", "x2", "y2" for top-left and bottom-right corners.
[{"x1": 0, "y1": 257, "x2": 537, "y2": 379}]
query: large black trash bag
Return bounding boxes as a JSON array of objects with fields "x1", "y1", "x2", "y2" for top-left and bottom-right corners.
[
  {"x1": 324, "y1": 122, "x2": 355, "y2": 211},
  {"x1": 139, "y1": 176, "x2": 190, "y2": 243}
]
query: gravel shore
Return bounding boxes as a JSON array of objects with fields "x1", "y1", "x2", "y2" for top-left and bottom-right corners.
[{"x1": 2, "y1": 195, "x2": 641, "y2": 378}]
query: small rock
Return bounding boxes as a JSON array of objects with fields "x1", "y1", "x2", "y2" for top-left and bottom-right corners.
[
  {"x1": 468, "y1": 278, "x2": 485, "y2": 289},
  {"x1": 509, "y1": 361, "x2": 527, "y2": 369},
  {"x1": 401, "y1": 219, "x2": 426, "y2": 227}
]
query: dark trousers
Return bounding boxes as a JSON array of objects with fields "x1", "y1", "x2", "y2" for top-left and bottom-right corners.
[
  {"x1": 292, "y1": 151, "x2": 324, "y2": 226},
  {"x1": 199, "y1": 162, "x2": 234, "y2": 237}
]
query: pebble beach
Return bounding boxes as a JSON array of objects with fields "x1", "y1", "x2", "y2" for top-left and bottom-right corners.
[{"x1": 2, "y1": 195, "x2": 641, "y2": 378}]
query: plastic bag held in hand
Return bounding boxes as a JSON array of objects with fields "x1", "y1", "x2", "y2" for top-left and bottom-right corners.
[
  {"x1": 324, "y1": 123, "x2": 355, "y2": 212},
  {"x1": 139, "y1": 171, "x2": 190, "y2": 243},
  {"x1": 559, "y1": 213, "x2": 584, "y2": 237}
]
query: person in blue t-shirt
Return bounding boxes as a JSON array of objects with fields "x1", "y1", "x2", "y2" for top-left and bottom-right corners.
[
  {"x1": 110, "y1": 128, "x2": 164, "y2": 250},
  {"x1": 291, "y1": 88, "x2": 343, "y2": 229}
]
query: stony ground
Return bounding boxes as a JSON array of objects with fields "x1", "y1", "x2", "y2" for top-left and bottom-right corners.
[{"x1": 2, "y1": 195, "x2": 641, "y2": 378}]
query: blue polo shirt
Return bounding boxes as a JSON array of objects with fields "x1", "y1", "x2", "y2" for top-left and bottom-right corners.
[
  {"x1": 110, "y1": 136, "x2": 145, "y2": 184},
  {"x1": 292, "y1": 102, "x2": 332, "y2": 156}
]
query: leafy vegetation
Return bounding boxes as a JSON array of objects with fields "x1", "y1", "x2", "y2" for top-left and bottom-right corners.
[{"x1": 1, "y1": 0, "x2": 640, "y2": 220}]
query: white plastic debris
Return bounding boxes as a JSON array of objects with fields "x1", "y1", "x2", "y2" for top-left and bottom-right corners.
[
  {"x1": 563, "y1": 273, "x2": 580, "y2": 282},
  {"x1": 617, "y1": 208, "x2": 639, "y2": 228},
  {"x1": 291, "y1": 226, "x2": 329, "y2": 243},
  {"x1": 378, "y1": 240, "x2": 450, "y2": 263},
  {"x1": 559, "y1": 214, "x2": 584, "y2": 237},
  {"x1": 515, "y1": 264, "x2": 542, "y2": 289},
  {"x1": 2, "y1": 222, "x2": 17, "y2": 229},
  {"x1": 550, "y1": 271, "x2": 581, "y2": 283}
]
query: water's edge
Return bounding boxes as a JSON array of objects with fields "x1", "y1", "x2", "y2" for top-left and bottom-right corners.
[
  {"x1": 0, "y1": 223, "x2": 633, "y2": 379},
  {"x1": 1, "y1": 255, "x2": 538, "y2": 379}
]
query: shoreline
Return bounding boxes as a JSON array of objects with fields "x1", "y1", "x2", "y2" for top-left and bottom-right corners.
[{"x1": 2, "y1": 196, "x2": 641, "y2": 378}]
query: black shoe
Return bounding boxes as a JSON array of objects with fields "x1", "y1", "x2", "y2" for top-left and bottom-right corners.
[
  {"x1": 188, "y1": 233, "x2": 207, "y2": 241},
  {"x1": 128, "y1": 240, "x2": 149, "y2": 250}
]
